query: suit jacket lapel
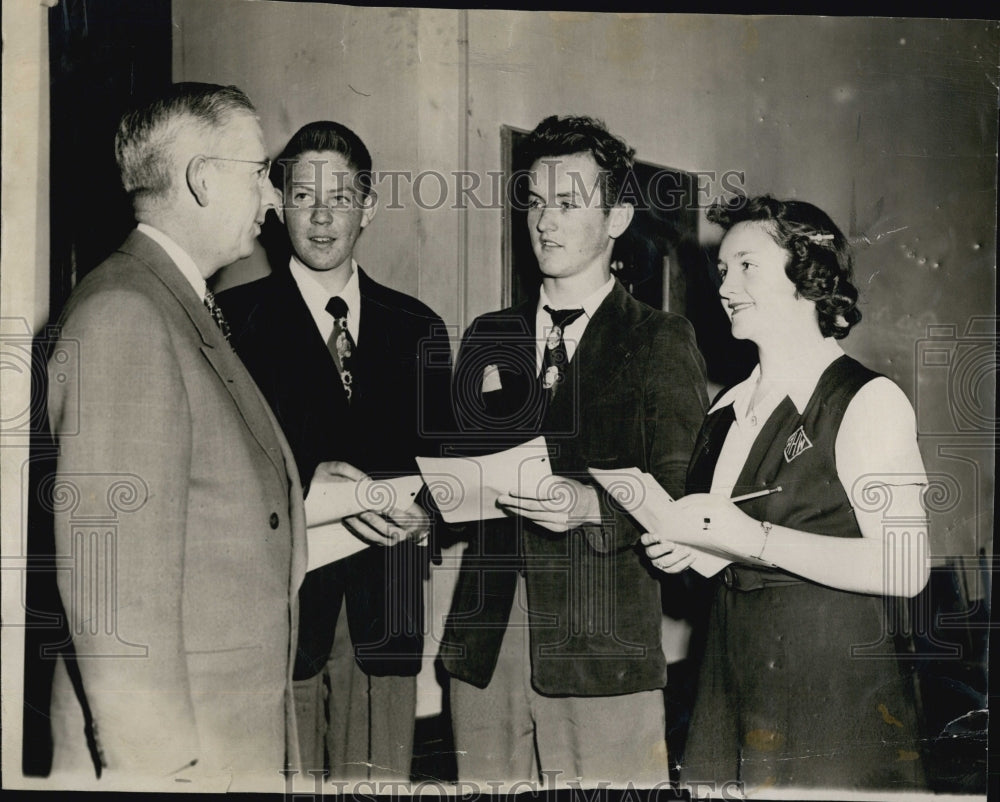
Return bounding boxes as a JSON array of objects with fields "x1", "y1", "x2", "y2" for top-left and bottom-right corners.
[
  {"x1": 497, "y1": 300, "x2": 543, "y2": 427},
  {"x1": 355, "y1": 267, "x2": 390, "y2": 407},
  {"x1": 545, "y1": 281, "x2": 634, "y2": 424},
  {"x1": 273, "y1": 265, "x2": 352, "y2": 410},
  {"x1": 356, "y1": 267, "x2": 382, "y2": 347},
  {"x1": 575, "y1": 281, "x2": 638, "y2": 394},
  {"x1": 119, "y1": 230, "x2": 289, "y2": 481}
]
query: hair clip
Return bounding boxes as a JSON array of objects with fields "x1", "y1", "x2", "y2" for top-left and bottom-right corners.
[{"x1": 808, "y1": 233, "x2": 835, "y2": 243}]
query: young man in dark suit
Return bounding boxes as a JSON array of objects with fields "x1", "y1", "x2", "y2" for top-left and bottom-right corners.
[
  {"x1": 442, "y1": 115, "x2": 708, "y2": 787},
  {"x1": 217, "y1": 121, "x2": 453, "y2": 782}
]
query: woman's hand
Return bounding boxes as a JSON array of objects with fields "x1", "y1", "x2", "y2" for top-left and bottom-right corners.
[
  {"x1": 640, "y1": 493, "x2": 759, "y2": 558},
  {"x1": 642, "y1": 536, "x2": 697, "y2": 573}
]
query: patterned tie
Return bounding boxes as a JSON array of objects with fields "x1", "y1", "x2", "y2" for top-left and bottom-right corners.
[
  {"x1": 540, "y1": 304, "x2": 585, "y2": 397},
  {"x1": 325, "y1": 296, "x2": 356, "y2": 402},
  {"x1": 203, "y1": 289, "x2": 231, "y2": 340}
]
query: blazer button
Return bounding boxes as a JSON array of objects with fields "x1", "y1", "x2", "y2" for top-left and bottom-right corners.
[{"x1": 269, "y1": 512, "x2": 280, "y2": 529}]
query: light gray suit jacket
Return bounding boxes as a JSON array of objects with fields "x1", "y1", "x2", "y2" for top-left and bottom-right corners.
[{"x1": 46, "y1": 230, "x2": 306, "y2": 790}]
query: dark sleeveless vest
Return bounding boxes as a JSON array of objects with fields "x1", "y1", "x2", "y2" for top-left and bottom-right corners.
[
  {"x1": 680, "y1": 355, "x2": 926, "y2": 791},
  {"x1": 687, "y1": 355, "x2": 882, "y2": 575}
]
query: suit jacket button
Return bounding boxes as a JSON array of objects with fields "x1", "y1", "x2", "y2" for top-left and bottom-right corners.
[{"x1": 269, "y1": 512, "x2": 280, "y2": 529}]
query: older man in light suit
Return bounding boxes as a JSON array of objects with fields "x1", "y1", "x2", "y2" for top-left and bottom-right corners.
[{"x1": 44, "y1": 83, "x2": 317, "y2": 791}]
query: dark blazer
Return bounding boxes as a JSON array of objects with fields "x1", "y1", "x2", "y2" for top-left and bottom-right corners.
[
  {"x1": 442, "y1": 281, "x2": 708, "y2": 696},
  {"x1": 45, "y1": 230, "x2": 307, "y2": 786},
  {"x1": 217, "y1": 262, "x2": 454, "y2": 679}
]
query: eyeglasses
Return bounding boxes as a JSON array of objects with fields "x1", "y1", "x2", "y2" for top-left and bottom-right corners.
[{"x1": 201, "y1": 155, "x2": 271, "y2": 185}]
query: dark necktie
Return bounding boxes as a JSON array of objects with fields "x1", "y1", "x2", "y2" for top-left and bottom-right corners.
[
  {"x1": 540, "y1": 304, "x2": 585, "y2": 397},
  {"x1": 325, "y1": 296, "x2": 356, "y2": 402},
  {"x1": 203, "y1": 289, "x2": 230, "y2": 340}
]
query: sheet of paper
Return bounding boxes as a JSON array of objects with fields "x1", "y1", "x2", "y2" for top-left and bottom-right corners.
[
  {"x1": 304, "y1": 474, "x2": 424, "y2": 527},
  {"x1": 306, "y1": 522, "x2": 369, "y2": 572},
  {"x1": 416, "y1": 436, "x2": 552, "y2": 523},
  {"x1": 588, "y1": 466, "x2": 731, "y2": 577}
]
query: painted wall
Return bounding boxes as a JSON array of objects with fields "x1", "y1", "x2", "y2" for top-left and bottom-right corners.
[
  {"x1": 172, "y1": 4, "x2": 997, "y2": 559},
  {"x1": 173, "y1": 1, "x2": 464, "y2": 329},
  {"x1": 1, "y1": 0, "x2": 53, "y2": 781},
  {"x1": 460, "y1": 12, "x2": 998, "y2": 562}
]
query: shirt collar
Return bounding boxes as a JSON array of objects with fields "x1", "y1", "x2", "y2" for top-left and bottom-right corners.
[
  {"x1": 537, "y1": 275, "x2": 615, "y2": 322},
  {"x1": 288, "y1": 256, "x2": 362, "y2": 342},
  {"x1": 137, "y1": 223, "x2": 206, "y2": 300},
  {"x1": 709, "y1": 338, "x2": 846, "y2": 416}
]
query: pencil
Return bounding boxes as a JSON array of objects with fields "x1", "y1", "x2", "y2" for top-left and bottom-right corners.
[{"x1": 730, "y1": 486, "x2": 782, "y2": 503}]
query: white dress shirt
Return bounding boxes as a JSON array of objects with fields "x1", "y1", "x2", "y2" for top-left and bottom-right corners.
[
  {"x1": 534, "y1": 276, "x2": 615, "y2": 375},
  {"x1": 709, "y1": 338, "x2": 927, "y2": 503},
  {"x1": 288, "y1": 256, "x2": 362, "y2": 345},
  {"x1": 137, "y1": 223, "x2": 206, "y2": 300}
]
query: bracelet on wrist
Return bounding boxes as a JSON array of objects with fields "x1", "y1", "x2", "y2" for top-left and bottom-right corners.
[{"x1": 753, "y1": 521, "x2": 772, "y2": 561}]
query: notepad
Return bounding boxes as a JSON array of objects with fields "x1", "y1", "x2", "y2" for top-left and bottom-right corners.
[
  {"x1": 416, "y1": 436, "x2": 552, "y2": 523},
  {"x1": 304, "y1": 474, "x2": 424, "y2": 571},
  {"x1": 588, "y1": 466, "x2": 731, "y2": 577},
  {"x1": 305, "y1": 474, "x2": 424, "y2": 527}
]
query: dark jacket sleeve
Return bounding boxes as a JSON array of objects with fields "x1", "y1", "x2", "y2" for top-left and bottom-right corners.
[
  {"x1": 587, "y1": 314, "x2": 708, "y2": 553},
  {"x1": 449, "y1": 316, "x2": 490, "y2": 437},
  {"x1": 415, "y1": 312, "x2": 456, "y2": 455}
]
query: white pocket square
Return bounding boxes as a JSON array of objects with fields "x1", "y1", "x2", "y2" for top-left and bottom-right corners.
[{"x1": 482, "y1": 364, "x2": 502, "y2": 393}]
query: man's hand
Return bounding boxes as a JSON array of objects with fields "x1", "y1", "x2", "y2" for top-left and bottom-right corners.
[
  {"x1": 496, "y1": 475, "x2": 602, "y2": 533},
  {"x1": 312, "y1": 460, "x2": 368, "y2": 483},
  {"x1": 388, "y1": 501, "x2": 431, "y2": 546},
  {"x1": 343, "y1": 502, "x2": 430, "y2": 548},
  {"x1": 304, "y1": 461, "x2": 369, "y2": 526}
]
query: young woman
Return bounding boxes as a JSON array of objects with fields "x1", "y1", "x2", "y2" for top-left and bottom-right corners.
[{"x1": 643, "y1": 196, "x2": 930, "y2": 793}]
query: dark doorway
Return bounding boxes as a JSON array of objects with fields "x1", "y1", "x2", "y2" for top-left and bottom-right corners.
[
  {"x1": 47, "y1": 0, "x2": 172, "y2": 318},
  {"x1": 22, "y1": 1, "x2": 173, "y2": 778}
]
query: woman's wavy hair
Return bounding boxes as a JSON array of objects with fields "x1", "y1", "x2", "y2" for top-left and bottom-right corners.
[{"x1": 707, "y1": 195, "x2": 862, "y2": 338}]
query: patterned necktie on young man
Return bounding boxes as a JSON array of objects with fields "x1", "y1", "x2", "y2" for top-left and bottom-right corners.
[
  {"x1": 540, "y1": 304, "x2": 585, "y2": 397},
  {"x1": 325, "y1": 296, "x2": 356, "y2": 402}
]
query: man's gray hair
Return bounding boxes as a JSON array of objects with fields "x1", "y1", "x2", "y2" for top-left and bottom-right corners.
[{"x1": 115, "y1": 82, "x2": 257, "y2": 207}]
